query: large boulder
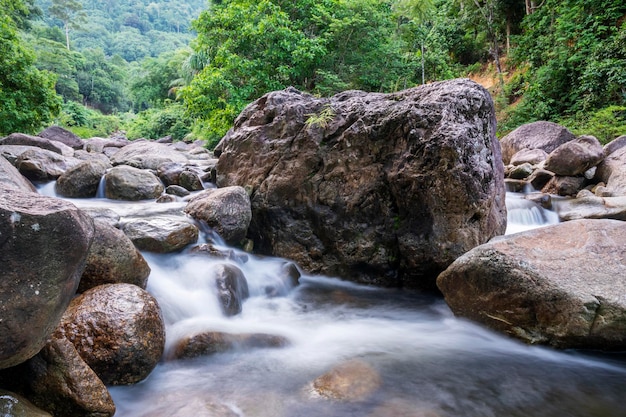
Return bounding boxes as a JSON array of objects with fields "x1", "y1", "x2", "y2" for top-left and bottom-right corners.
[
  {"x1": 38, "y1": 126, "x2": 84, "y2": 150},
  {"x1": 0, "y1": 335, "x2": 116, "y2": 417},
  {"x1": 121, "y1": 217, "x2": 199, "y2": 253},
  {"x1": 110, "y1": 141, "x2": 188, "y2": 170},
  {"x1": 214, "y1": 80, "x2": 506, "y2": 288},
  {"x1": 543, "y1": 135, "x2": 604, "y2": 176},
  {"x1": 55, "y1": 159, "x2": 111, "y2": 198},
  {"x1": 0, "y1": 155, "x2": 36, "y2": 192},
  {"x1": 0, "y1": 189, "x2": 95, "y2": 369},
  {"x1": 103, "y1": 165, "x2": 164, "y2": 200},
  {"x1": 79, "y1": 220, "x2": 151, "y2": 292},
  {"x1": 57, "y1": 283, "x2": 165, "y2": 385},
  {"x1": 170, "y1": 331, "x2": 289, "y2": 360},
  {"x1": 0, "y1": 133, "x2": 74, "y2": 156},
  {"x1": 595, "y1": 140, "x2": 626, "y2": 196},
  {"x1": 212, "y1": 263, "x2": 249, "y2": 316},
  {"x1": 15, "y1": 148, "x2": 80, "y2": 181},
  {"x1": 184, "y1": 187, "x2": 252, "y2": 246},
  {"x1": 437, "y1": 219, "x2": 626, "y2": 350},
  {"x1": 500, "y1": 121, "x2": 575, "y2": 165}
]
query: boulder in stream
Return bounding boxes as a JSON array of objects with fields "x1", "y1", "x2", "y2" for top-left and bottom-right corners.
[
  {"x1": 110, "y1": 141, "x2": 188, "y2": 170},
  {"x1": 57, "y1": 283, "x2": 165, "y2": 385},
  {"x1": 103, "y1": 165, "x2": 164, "y2": 200},
  {"x1": 212, "y1": 263, "x2": 250, "y2": 316},
  {"x1": 55, "y1": 159, "x2": 111, "y2": 198},
  {"x1": 0, "y1": 154, "x2": 36, "y2": 192},
  {"x1": 437, "y1": 219, "x2": 626, "y2": 350},
  {"x1": 79, "y1": 220, "x2": 151, "y2": 292},
  {"x1": 307, "y1": 359, "x2": 381, "y2": 402},
  {"x1": 121, "y1": 216, "x2": 199, "y2": 253},
  {"x1": 171, "y1": 331, "x2": 289, "y2": 360},
  {"x1": 38, "y1": 126, "x2": 84, "y2": 150},
  {"x1": 500, "y1": 121, "x2": 575, "y2": 165},
  {"x1": 184, "y1": 186, "x2": 252, "y2": 246},
  {"x1": 0, "y1": 189, "x2": 94, "y2": 369},
  {"x1": 214, "y1": 79, "x2": 506, "y2": 288}
]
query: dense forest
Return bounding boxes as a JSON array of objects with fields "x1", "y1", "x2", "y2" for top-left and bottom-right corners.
[{"x1": 1, "y1": 0, "x2": 625, "y2": 147}]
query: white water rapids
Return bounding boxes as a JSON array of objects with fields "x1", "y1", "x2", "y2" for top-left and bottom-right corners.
[{"x1": 37, "y1": 182, "x2": 626, "y2": 417}]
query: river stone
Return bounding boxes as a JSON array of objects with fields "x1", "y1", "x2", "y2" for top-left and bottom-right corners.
[
  {"x1": 55, "y1": 159, "x2": 111, "y2": 198},
  {"x1": 121, "y1": 217, "x2": 199, "y2": 252},
  {"x1": 0, "y1": 335, "x2": 115, "y2": 417},
  {"x1": 16, "y1": 148, "x2": 81, "y2": 180},
  {"x1": 595, "y1": 143, "x2": 626, "y2": 196},
  {"x1": 184, "y1": 186, "x2": 252, "y2": 246},
  {"x1": 84, "y1": 137, "x2": 129, "y2": 153},
  {"x1": 212, "y1": 263, "x2": 250, "y2": 316},
  {"x1": 509, "y1": 148, "x2": 548, "y2": 166},
  {"x1": 179, "y1": 169, "x2": 204, "y2": 191},
  {"x1": 553, "y1": 195, "x2": 626, "y2": 221},
  {"x1": 603, "y1": 135, "x2": 626, "y2": 157},
  {"x1": 437, "y1": 219, "x2": 626, "y2": 350},
  {"x1": 166, "y1": 184, "x2": 190, "y2": 197},
  {"x1": 0, "y1": 190, "x2": 94, "y2": 369},
  {"x1": 544, "y1": 135, "x2": 604, "y2": 176},
  {"x1": 0, "y1": 133, "x2": 74, "y2": 156},
  {"x1": 57, "y1": 283, "x2": 165, "y2": 385},
  {"x1": 0, "y1": 390, "x2": 51, "y2": 417},
  {"x1": 507, "y1": 162, "x2": 534, "y2": 180},
  {"x1": 214, "y1": 80, "x2": 506, "y2": 288},
  {"x1": 540, "y1": 175, "x2": 585, "y2": 196},
  {"x1": 38, "y1": 126, "x2": 84, "y2": 150},
  {"x1": 308, "y1": 359, "x2": 381, "y2": 402},
  {"x1": 79, "y1": 220, "x2": 151, "y2": 292},
  {"x1": 110, "y1": 141, "x2": 188, "y2": 170},
  {"x1": 171, "y1": 331, "x2": 289, "y2": 360},
  {"x1": 500, "y1": 121, "x2": 576, "y2": 165},
  {"x1": 0, "y1": 154, "x2": 36, "y2": 192},
  {"x1": 103, "y1": 164, "x2": 164, "y2": 200}
]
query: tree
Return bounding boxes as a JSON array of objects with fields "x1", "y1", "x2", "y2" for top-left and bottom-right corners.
[
  {"x1": 48, "y1": 0, "x2": 86, "y2": 50},
  {"x1": 393, "y1": 0, "x2": 435, "y2": 84},
  {"x1": 181, "y1": 0, "x2": 419, "y2": 143},
  {"x1": 1, "y1": 0, "x2": 61, "y2": 135}
]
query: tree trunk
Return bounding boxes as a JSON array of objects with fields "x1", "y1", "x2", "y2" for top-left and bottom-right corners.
[
  {"x1": 65, "y1": 23, "x2": 70, "y2": 50},
  {"x1": 421, "y1": 42, "x2": 425, "y2": 85}
]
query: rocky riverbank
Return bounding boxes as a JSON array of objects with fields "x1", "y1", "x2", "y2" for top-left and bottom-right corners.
[{"x1": 1, "y1": 79, "x2": 626, "y2": 415}]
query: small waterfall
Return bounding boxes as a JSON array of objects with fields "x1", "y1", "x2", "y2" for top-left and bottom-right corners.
[
  {"x1": 505, "y1": 192, "x2": 560, "y2": 235},
  {"x1": 95, "y1": 174, "x2": 106, "y2": 198}
]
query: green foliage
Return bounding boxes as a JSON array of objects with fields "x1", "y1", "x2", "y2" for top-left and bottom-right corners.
[
  {"x1": 1, "y1": 2, "x2": 61, "y2": 135},
  {"x1": 181, "y1": 0, "x2": 424, "y2": 141},
  {"x1": 305, "y1": 104, "x2": 336, "y2": 129},
  {"x1": 559, "y1": 106, "x2": 626, "y2": 145},
  {"x1": 57, "y1": 100, "x2": 120, "y2": 137},
  {"x1": 125, "y1": 102, "x2": 192, "y2": 140},
  {"x1": 509, "y1": 0, "x2": 626, "y2": 123}
]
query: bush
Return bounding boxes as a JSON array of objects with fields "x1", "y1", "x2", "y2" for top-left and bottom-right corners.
[
  {"x1": 57, "y1": 101, "x2": 120, "y2": 138},
  {"x1": 559, "y1": 106, "x2": 626, "y2": 145},
  {"x1": 124, "y1": 103, "x2": 192, "y2": 140}
]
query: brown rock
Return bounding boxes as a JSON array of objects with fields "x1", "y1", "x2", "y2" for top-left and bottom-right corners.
[
  {"x1": 103, "y1": 165, "x2": 164, "y2": 200},
  {"x1": 0, "y1": 389, "x2": 51, "y2": 416},
  {"x1": 110, "y1": 141, "x2": 188, "y2": 170},
  {"x1": 310, "y1": 359, "x2": 381, "y2": 401},
  {"x1": 56, "y1": 159, "x2": 111, "y2": 198},
  {"x1": 541, "y1": 176, "x2": 585, "y2": 196},
  {"x1": 544, "y1": 135, "x2": 604, "y2": 176},
  {"x1": 0, "y1": 154, "x2": 36, "y2": 192},
  {"x1": 437, "y1": 219, "x2": 626, "y2": 349},
  {"x1": 38, "y1": 126, "x2": 84, "y2": 150},
  {"x1": 58, "y1": 284, "x2": 165, "y2": 385},
  {"x1": 121, "y1": 216, "x2": 199, "y2": 252},
  {"x1": 79, "y1": 220, "x2": 151, "y2": 292},
  {"x1": 500, "y1": 121, "x2": 575, "y2": 165},
  {"x1": 0, "y1": 190, "x2": 94, "y2": 369},
  {"x1": 213, "y1": 263, "x2": 250, "y2": 316},
  {"x1": 184, "y1": 186, "x2": 252, "y2": 246},
  {"x1": 171, "y1": 331, "x2": 289, "y2": 360},
  {"x1": 214, "y1": 80, "x2": 506, "y2": 288}
]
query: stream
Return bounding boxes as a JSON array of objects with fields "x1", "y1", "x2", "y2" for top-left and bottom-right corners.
[{"x1": 38, "y1": 183, "x2": 626, "y2": 417}]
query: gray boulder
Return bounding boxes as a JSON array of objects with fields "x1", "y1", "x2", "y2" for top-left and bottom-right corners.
[
  {"x1": 184, "y1": 186, "x2": 252, "y2": 246},
  {"x1": 0, "y1": 335, "x2": 115, "y2": 417},
  {"x1": 500, "y1": 121, "x2": 575, "y2": 165},
  {"x1": 214, "y1": 80, "x2": 506, "y2": 288},
  {"x1": 57, "y1": 283, "x2": 165, "y2": 385},
  {"x1": 0, "y1": 133, "x2": 74, "y2": 156},
  {"x1": 38, "y1": 126, "x2": 84, "y2": 150},
  {"x1": 170, "y1": 331, "x2": 288, "y2": 360},
  {"x1": 595, "y1": 141, "x2": 626, "y2": 196},
  {"x1": 212, "y1": 263, "x2": 250, "y2": 316},
  {"x1": 110, "y1": 141, "x2": 188, "y2": 170},
  {"x1": 0, "y1": 189, "x2": 94, "y2": 369},
  {"x1": 121, "y1": 217, "x2": 199, "y2": 253},
  {"x1": 103, "y1": 165, "x2": 164, "y2": 200},
  {"x1": 79, "y1": 220, "x2": 151, "y2": 292},
  {"x1": 0, "y1": 155, "x2": 36, "y2": 192},
  {"x1": 55, "y1": 159, "x2": 111, "y2": 198},
  {"x1": 509, "y1": 148, "x2": 548, "y2": 166},
  {"x1": 544, "y1": 135, "x2": 604, "y2": 176},
  {"x1": 437, "y1": 219, "x2": 626, "y2": 350},
  {"x1": 16, "y1": 148, "x2": 80, "y2": 180}
]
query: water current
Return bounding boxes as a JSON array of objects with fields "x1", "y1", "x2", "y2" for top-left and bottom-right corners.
[{"x1": 37, "y1": 182, "x2": 626, "y2": 417}]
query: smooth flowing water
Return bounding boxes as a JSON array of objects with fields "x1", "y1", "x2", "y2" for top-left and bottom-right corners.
[{"x1": 38, "y1": 183, "x2": 626, "y2": 417}]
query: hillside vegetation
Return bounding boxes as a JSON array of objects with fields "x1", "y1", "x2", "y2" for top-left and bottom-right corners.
[{"x1": 1, "y1": 0, "x2": 625, "y2": 146}]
